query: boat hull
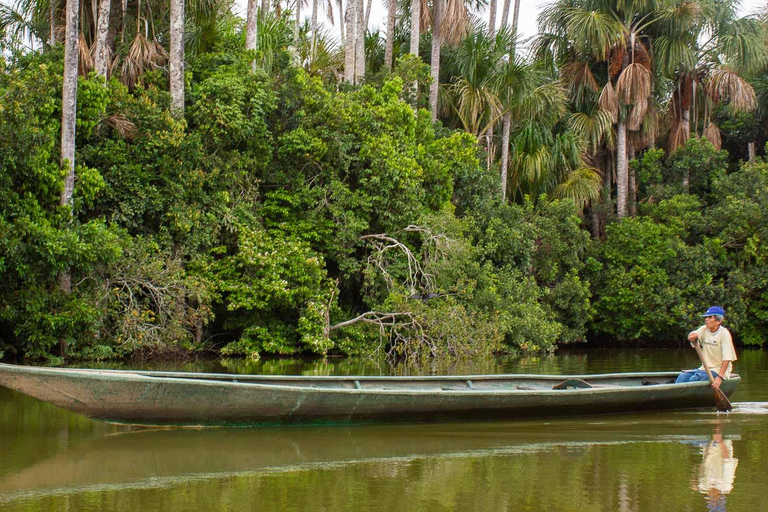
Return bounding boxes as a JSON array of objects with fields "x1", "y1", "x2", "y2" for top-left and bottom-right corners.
[{"x1": 0, "y1": 363, "x2": 740, "y2": 427}]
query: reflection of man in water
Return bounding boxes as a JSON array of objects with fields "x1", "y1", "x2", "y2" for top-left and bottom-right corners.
[{"x1": 694, "y1": 427, "x2": 738, "y2": 512}]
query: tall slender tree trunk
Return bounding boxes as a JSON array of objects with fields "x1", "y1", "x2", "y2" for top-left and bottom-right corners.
[
  {"x1": 59, "y1": 0, "x2": 80, "y2": 356},
  {"x1": 93, "y1": 0, "x2": 111, "y2": 77},
  {"x1": 511, "y1": 0, "x2": 520, "y2": 38},
  {"x1": 628, "y1": 145, "x2": 636, "y2": 218},
  {"x1": 294, "y1": 0, "x2": 301, "y2": 49},
  {"x1": 364, "y1": 0, "x2": 372, "y2": 29},
  {"x1": 748, "y1": 142, "x2": 756, "y2": 161},
  {"x1": 311, "y1": 0, "x2": 318, "y2": 55},
  {"x1": 49, "y1": 0, "x2": 57, "y2": 45},
  {"x1": 409, "y1": 0, "x2": 420, "y2": 55},
  {"x1": 429, "y1": 0, "x2": 442, "y2": 120},
  {"x1": 246, "y1": 0, "x2": 259, "y2": 69},
  {"x1": 500, "y1": 111, "x2": 511, "y2": 201},
  {"x1": 261, "y1": 0, "x2": 268, "y2": 17},
  {"x1": 488, "y1": 0, "x2": 496, "y2": 36},
  {"x1": 681, "y1": 109, "x2": 690, "y2": 192},
  {"x1": 338, "y1": 0, "x2": 345, "y2": 45},
  {"x1": 616, "y1": 117, "x2": 628, "y2": 218},
  {"x1": 169, "y1": 0, "x2": 185, "y2": 118},
  {"x1": 344, "y1": 0, "x2": 356, "y2": 82},
  {"x1": 354, "y1": 0, "x2": 365, "y2": 82},
  {"x1": 384, "y1": 0, "x2": 396, "y2": 69},
  {"x1": 501, "y1": 0, "x2": 511, "y2": 29}
]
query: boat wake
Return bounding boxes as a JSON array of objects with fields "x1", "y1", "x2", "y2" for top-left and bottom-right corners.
[{"x1": 731, "y1": 402, "x2": 768, "y2": 415}]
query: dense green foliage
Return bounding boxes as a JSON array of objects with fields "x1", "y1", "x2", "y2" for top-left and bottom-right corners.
[{"x1": 1, "y1": 33, "x2": 767, "y2": 362}]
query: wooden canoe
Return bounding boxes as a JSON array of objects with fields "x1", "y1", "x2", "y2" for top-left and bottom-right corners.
[{"x1": 0, "y1": 363, "x2": 740, "y2": 427}]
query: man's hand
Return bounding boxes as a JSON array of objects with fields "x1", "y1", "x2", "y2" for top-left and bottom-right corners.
[
  {"x1": 688, "y1": 331, "x2": 699, "y2": 345},
  {"x1": 712, "y1": 376, "x2": 723, "y2": 390}
]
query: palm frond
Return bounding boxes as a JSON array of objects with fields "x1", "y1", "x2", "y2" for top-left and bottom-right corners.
[
  {"x1": 598, "y1": 81, "x2": 618, "y2": 122},
  {"x1": 551, "y1": 167, "x2": 602, "y2": 211},
  {"x1": 567, "y1": 109, "x2": 613, "y2": 154},
  {"x1": 616, "y1": 62, "x2": 651, "y2": 105},
  {"x1": 707, "y1": 68, "x2": 757, "y2": 112},
  {"x1": 703, "y1": 122, "x2": 722, "y2": 150},
  {"x1": 627, "y1": 97, "x2": 647, "y2": 131}
]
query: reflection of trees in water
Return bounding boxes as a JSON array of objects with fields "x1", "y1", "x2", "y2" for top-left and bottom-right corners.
[{"x1": 692, "y1": 426, "x2": 738, "y2": 512}]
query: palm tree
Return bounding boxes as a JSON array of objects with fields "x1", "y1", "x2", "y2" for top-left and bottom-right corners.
[
  {"x1": 169, "y1": 0, "x2": 184, "y2": 118},
  {"x1": 653, "y1": 0, "x2": 766, "y2": 158},
  {"x1": 354, "y1": 0, "x2": 364, "y2": 81},
  {"x1": 344, "y1": 0, "x2": 355, "y2": 81}
]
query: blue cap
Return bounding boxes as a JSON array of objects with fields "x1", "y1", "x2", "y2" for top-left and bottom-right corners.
[{"x1": 701, "y1": 306, "x2": 725, "y2": 317}]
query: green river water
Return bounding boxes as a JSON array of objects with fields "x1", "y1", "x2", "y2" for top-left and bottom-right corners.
[{"x1": 1, "y1": 348, "x2": 767, "y2": 512}]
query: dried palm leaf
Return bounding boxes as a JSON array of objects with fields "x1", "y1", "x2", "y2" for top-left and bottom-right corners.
[
  {"x1": 703, "y1": 122, "x2": 722, "y2": 150},
  {"x1": 680, "y1": 74, "x2": 693, "y2": 110},
  {"x1": 563, "y1": 61, "x2": 599, "y2": 94},
  {"x1": 120, "y1": 34, "x2": 168, "y2": 90},
  {"x1": 707, "y1": 69, "x2": 757, "y2": 112},
  {"x1": 668, "y1": 120, "x2": 689, "y2": 153},
  {"x1": 101, "y1": 114, "x2": 138, "y2": 140},
  {"x1": 598, "y1": 81, "x2": 618, "y2": 122},
  {"x1": 628, "y1": 97, "x2": 647, "y2": 131},
  {"x1": 440, "y1": 0, "x2": 468, "y2": 46},
  {"x1": 78, "y1": 32, "x2": 94, "y2": 76},
  {"x1": 616, "y1": 62, "x2": 650, "y2": 105}
]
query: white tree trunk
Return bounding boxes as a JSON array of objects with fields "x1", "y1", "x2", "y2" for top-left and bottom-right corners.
[
  {"x1": 364, "y1": 0, "x2": 372, "y2": 28},
  {"x1": 261, "y1": 0, "x2": 268, "y2": 17},
  {"x1": 511, "y1": 0, "x2": 520, "y2": 39},
  {"x1": 500, "y1": 111, "x2": 511, "y2": 201},
  {"x1": 749, "y1": 142, "x2": 756, "y2": 161},
  {"x1": 311, "y1": 0, "x2": 318, "y2": 54},
  {"x1": 294, "y1": 0, "x2": 301, "y2": 45},
  {"x1": 169, "y1": 0, "x2": 185, "y2": 118},
  {"x1": 488, "y1": 0, "x2": 496, "y2": 36},
  {"x1": 409, "y1": 0, "x2": 420, "y2": 55},
  {"x1": 338, "y1": 0, "x2": 345, "y2": 45},
  {"x1": 681, "y1": 109, "x2": 690, "y2": 192},
  {"x1": 384, "y1": 0, "x2": 396, "y2": 69},
  {"x1": 429, "y1": 0, "x2": 442, "y2": 120},
  {"x1": 94, "y1": 0, "x2": 111, "y2": 77},
  {"x1": 246, "y1": 0, "x2": 258, "y2": 69},
  {"x1": 354, "y1": 0, "x2": 365, "y2": 82},
  {"x1": 61, "y1": 0, "x2": 79, "y2": 209},
  {"x1": 59, "y1": 0, "x2": 79, "y2": 302},
  {"x1": 344, "y1": 0, "x2": 356, "y2": 82},
  {"x1": 616, "y1": 117, "x2": 628, "y2": 218},
  {"x1": 500, "y1": 0, "x2": 511, "y2": 29}
]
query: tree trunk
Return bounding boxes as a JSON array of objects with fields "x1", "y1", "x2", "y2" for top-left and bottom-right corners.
[
  {"x1": 364, "y1": 0, "x2": 372, "y2": 29},
  {"x1": 354, "y1": 0, "x2": 365, "y2": 82},
  {"x1": 488, "y1": 0, "x2": 496, "y2": 36},
  {"x1": 93, "y1": 0, "x2": 111, "y2": 77},
  {"x1": 59, "y1": 0, "x2": 80, "y2": 355},
  {"x1": 261, "y1": 0, "x2": 268, "y2": 18},
  {"x1": 409, "y1": 0, "x2": 420, "y2": 55},
  {"x1": 245, "y1": 0, "x2": 258, "y2": 68},
  {"x1": 616, "y1": 117, "x2": 628, "y2": 218},
  {"x1": 628, "y1": 145, "x2": 636, "y2": 218},
  {"x1": 748, "y1": 142, "x2": 756, "y2": 161},
  {"x1": 338, "y1": 0, "x2": 345, "y2": 46},
  {"x1": 500, "y1": 111, "x2": 511, "y2": 201},
  {"x1": 311, "y1": 0, "x2": 318, "y2": 55},
  {"x1": 344, "y1": 0, "x2": 356, "y2": 82},
  {"x1": 384, "y1": 0, "x2": 396, "y2": 69},
  {"x1": 294, "y1": 0, "x2": 301, "y2": 46},
  {"x1": 49, "y1": 0, "x2": 57, "y2": 45},
  {"x1": 511, "y1": 0, "x2": 520, "y2": 38},
  {"x1": 169, "y1": 0, "x2": 185, "y2": 118},
  {"x1": 429, "y1": 0, "x2": 442, "y2": 120},
  {"x1": 501, "y1": 0, "x2": 511, "y2": 29}
]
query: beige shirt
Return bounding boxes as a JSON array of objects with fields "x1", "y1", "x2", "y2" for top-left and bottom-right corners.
[{"x1": 692, "y1": 325, "x2": 737, "y2": 379}]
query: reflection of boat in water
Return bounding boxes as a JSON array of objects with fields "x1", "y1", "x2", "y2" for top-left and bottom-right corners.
[
  {"x1": 0, "y1": 416, "x2": 741, "y2": 503},
  {"x1": 0, "y1": 363, "x2": 740, "y2": 427}
]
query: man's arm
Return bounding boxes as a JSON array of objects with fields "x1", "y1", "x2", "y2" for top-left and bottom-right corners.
[{"x1": 713, "y1": 360, "x2": 731, "y2": 390}]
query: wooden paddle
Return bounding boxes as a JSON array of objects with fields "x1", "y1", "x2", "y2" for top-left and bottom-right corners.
[{"x1": 692, "y1": 341, "x2": 733, "y2": 412}]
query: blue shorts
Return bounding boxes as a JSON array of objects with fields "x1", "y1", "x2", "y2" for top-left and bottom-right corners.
[{"x1": 675, "y1": 369, "x2": 720, "y2": 383}]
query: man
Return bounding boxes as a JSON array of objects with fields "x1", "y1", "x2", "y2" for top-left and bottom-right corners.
[{"x1": 676, "y1": 306, "x2": 737, "y2": 389}]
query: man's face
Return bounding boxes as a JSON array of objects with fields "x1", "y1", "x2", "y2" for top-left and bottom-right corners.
[{"x1": 705, "y1": 315, "x2": 722, "y2": 331}]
